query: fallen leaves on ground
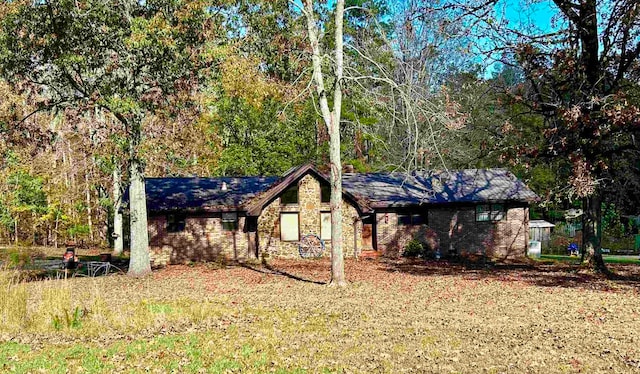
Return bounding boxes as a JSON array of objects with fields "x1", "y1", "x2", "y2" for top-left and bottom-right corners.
[{"x1": 1, "y1": 258, "x2": 639, "y2": 373}]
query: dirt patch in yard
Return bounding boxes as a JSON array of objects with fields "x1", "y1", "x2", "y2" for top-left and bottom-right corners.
[
  {"x1": 1, "y1": 258, "x2": 639, "y2": 373},
  {"x1": 233, "y1": 258, "x2": 640, "y2": 292}
]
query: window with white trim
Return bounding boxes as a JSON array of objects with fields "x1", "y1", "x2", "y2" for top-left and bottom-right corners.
[
  {"x1": 490, "y1": 204, "x2": 505, "y2": 221},
  {"x1": 476, "y1": 204, "x2": 505, "y2": 222},
  {"x1": 320, "y1": 212, "x2": 331, "y2": 240},
  {"x1": 280, "y1": 212, "x2": 299, "y2": 241}
]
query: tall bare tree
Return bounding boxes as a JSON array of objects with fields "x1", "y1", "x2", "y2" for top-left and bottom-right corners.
[
  {"x1": 299, "y1": 0, "x2": 347, "y2": 286},
  {"x1": 340, "y1": 1, "x2": 471, "y2": 173}
]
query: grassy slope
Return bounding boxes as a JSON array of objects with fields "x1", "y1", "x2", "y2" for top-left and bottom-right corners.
[
  {"x1": 540, "y1": 254, "x2": 640, "y2": 264},
  {"x1": 1, "y1": 259, "x2": 640, "y2": 373}
]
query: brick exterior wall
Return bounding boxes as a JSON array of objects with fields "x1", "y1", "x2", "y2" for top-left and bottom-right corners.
[
  {"x1": 148, "y1": 214, "x2": 254, "y2": 266},
  {"x1": 257, "y1": 174, "x2": 361, "y2": 258},
  {"x1": 375, "y1": 211, "x2": 429, "y2": 258},
  {"x1": 376, "y1": 205, "x2": 529, "y2": 259}
]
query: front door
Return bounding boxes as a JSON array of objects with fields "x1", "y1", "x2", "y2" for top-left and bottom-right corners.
[{"x1": 362, "y1": 224, "x2": 373, "y2": 249}]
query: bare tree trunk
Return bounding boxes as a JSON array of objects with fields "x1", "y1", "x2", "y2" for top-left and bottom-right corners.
[
  {"x1": 330, "y1": 0, "x2": 346, "y2": 286},
  {"x1": 32, "y1": 212, "x2": 36, "y2": 245},
  {"x1": 127, "y1": 120, "x2": 151, "y2": 277},
  {"x1": 45, "y1": 196, "x2": 51, "y2": 246},
  {"x1": 54, "y1": 213, "x2": 59, "y2": 249},
  {"x1": 85, "y1": 166, "x2": 94, "y2": 243},
  {"x1": 302, "y1": 0, "x2": 347, "y2": 286},
  {"x1": 581, "y1": 193, "x2": 607, "y2": 272},
  {"x1": 113, "y1": 164, "x2": 124, "y2": 256},
  {"x1": 14, "y1": 217, "x2": 18, "y2": 245},
  {"x1": 62, "y1": 147, "x2": 68, "y2": 187},
  {"x1": 68, "y1": 144, "x2": 77, "y2": 229}
]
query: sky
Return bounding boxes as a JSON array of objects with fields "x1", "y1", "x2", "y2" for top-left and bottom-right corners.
[
  {"x1": 501, "y1": 0, "x2": 560, "y2": 34},
  {"x1": 294, "y1": 0, "x2": 563, "y2": 78},
  {"x1": 479, "y1": 0, "x2": 561, "y2": 76}
]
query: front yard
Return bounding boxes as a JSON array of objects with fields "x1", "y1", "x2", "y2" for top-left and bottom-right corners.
[
  {"x1": 1, "y1": 258, "x2": 639, "y2": 373},
  {"x1": 540, "y1": 254, "x2": 640, "y2": 265}
]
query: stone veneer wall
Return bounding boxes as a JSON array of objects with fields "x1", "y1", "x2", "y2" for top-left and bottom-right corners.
[
  {"x1": 257, "y1": 174, "x2": 362, "y2": 258},
  {"x1": 148, "y1": 214, "x2": 253, "y2": 266},
  {"x1": 375, "y1": 205, "x2": 529, "y2": 259}
]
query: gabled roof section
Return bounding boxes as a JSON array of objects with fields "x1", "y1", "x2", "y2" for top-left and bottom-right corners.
[
  {"x1": 342, "y1": 168, "x2": 538, "y2": 208},
  {"x1": 145, "y1": 176, "x2": 278, "y2": 213},
  {"x1": 245, "y1": 163, "x2": 371, "y2": 216}
]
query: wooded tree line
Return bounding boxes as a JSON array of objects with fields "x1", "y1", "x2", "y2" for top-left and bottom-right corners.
[{"x1": 0, "y1": 0, "x2": 638, "y2": 275}]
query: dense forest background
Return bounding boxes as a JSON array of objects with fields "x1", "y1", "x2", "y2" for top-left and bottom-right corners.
[{"x1": 0, "y1": 0, "x2": 638, "y2": 254}]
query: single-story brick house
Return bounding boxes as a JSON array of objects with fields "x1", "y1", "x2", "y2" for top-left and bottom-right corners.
[{"x1": 144, "y1": 164, "x2": 538, "y2": 266}]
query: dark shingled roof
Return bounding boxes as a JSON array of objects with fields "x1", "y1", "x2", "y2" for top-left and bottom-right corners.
[
  {"x1": 342, "y1": 169, "x2": 538, "y2": 208},
  {"x1": 140, "y1": 167, "x2": 536, "y2": 213},
  {"x1": 145, "y1": 176, "x2": 278, "y2": 212}
]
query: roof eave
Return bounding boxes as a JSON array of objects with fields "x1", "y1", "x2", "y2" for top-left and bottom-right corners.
[
  {"x1": 147, "y1": 205, "x2": 248, "y2": 214},
  {"x1": 246, "y1": 163, "x2": 370, "y2": 216},
  {"x1": 369, "y1": 197, "x2": 536, "y2": 209}
]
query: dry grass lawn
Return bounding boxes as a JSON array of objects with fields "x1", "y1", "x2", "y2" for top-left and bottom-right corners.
[{"x1": 1, "y1": 258, "x2": 640, "y2": 373}]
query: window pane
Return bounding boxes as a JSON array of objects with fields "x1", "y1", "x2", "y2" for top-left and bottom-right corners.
[
  {"x1": 476, "y1": 205, "x2": 490, "y2": 222},
  {"x1": 280, "y1": 213, "x2": 299, "y2": 241},
  {"x1": 320, "y1": 212, "x2": 331, "y2": 240},
  {"x1": 398, "y1": 214, "x2": 411, "y2": 226},
  {"x1": 321, "y1": 184, "x2": 331, "y2": 203},
  {"x1": 477, "y1": 212, "x2": 490, "y2": 221},
  {"x1": 491, "y1": 204, "x2": 505, "y2": 221},
  {"x1": 411, "y1": 214, "x2": 425, "y2": 225},
  {"x1": 222, "y1": 212, "x2": 238, "y2": 231},
  {"x1": 280, "y1": 186, "x2": 299, "y2": 205},
  {"x1": 222, "y1": 221, "x2": 237, "y2": 231},
  {"x1": 167, "y1": 214, "x2": 186, "y2": 232},
  {"x1": 222, "y1": 212, "x2": 237, "y2": 221},
  {"x1": 490, "y1": 211, "x2": 504, "y2": 221},
  {"x1": 167, "y1": 215, "x2": 175, "y2": 232}
]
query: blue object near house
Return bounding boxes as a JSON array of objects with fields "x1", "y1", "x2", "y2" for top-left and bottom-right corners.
[{"x1": 568, "y1": 243, "x2": 579, "y2": 256}]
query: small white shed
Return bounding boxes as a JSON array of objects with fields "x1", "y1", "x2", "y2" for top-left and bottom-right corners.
[{"x1": 529, "y1": 220, "x2": 555, "y2": 245}]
